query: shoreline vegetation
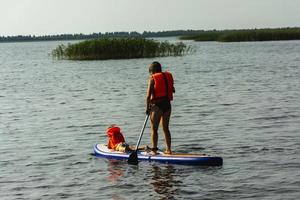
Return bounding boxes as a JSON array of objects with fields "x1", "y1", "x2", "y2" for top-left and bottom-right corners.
[
  {"x1": 52, "y1": 38, "x2": 190, "y2": 60},
  {"x1": 179, "y1": 27, "x2": 300, "y2": 42},
  {"x1": 0, "y1": 30, "x2": 199, "y2": 43},
  {"x1": 1, "y1": 27, "x2": 299, "y2": 43}
]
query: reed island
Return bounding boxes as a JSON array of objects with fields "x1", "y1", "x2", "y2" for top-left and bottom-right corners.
[{"x1": 52, "y1": 38, "x2": 189, "y2": 60}]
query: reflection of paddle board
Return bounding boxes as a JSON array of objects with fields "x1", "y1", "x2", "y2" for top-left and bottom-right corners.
[{"x1": 94, "y1": 144, "x2": 223, "y2": 166}]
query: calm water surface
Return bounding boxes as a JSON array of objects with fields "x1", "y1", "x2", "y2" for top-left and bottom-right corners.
[{"x1": 0, "y1": 39, "x2": 300, "y2": 199}]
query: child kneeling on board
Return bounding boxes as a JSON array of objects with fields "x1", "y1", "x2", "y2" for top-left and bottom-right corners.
[
  {"x1": 106, "y1": 124, "x2": 150, "y2": 153},
  {"x1": 106, "y1": 125, "x2": 130, "y2": 152}
]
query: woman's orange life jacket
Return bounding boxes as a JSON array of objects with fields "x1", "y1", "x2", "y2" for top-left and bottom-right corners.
[
  {"x1": 106, "y1": 126, "x2": 125, "y2": 149},
  {"x1": 151, "y1": 71, "x2": 174, "y2": 102}
]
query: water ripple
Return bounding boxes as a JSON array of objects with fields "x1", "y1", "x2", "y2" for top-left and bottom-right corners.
[{"x1": 1, "y1": 40, "x2": 300, "y2": 200}]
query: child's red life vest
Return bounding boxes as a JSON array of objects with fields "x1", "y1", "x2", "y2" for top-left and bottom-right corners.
[
  {"x1": 106, "y1": 126, "x2": 125, "y2": 149},
  {"x1": 151, "y1": 71, "x2": 174, "y2": 102}
]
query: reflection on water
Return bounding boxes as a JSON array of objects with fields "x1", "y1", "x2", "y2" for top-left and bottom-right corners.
[
  {"x1": 104, "y1": 159, "x2": 183, "y2": 199},
  {"x1": 150, "y1": 164, "x2": 182, "y2": 200},
  {"x1": 106, "y1": 160, "x2": 125, "y2": 184}
]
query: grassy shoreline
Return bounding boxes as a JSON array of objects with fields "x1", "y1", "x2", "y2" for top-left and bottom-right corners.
[
  {"x1": 179, "y1": 28, "x2": 300, "y2": 42},
  {"x1": 52, "y1": 38, "x2": 190, "y2": 60}
]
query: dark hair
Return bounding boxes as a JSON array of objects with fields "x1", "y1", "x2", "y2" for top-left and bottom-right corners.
[{"x1": 149, "y1": 61, "x2": 162, "y2": 74}]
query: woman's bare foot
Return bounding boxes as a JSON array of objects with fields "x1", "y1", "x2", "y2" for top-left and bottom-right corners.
[{"x1": 164, "y1": 149, "x2": 172, "y2": 155}]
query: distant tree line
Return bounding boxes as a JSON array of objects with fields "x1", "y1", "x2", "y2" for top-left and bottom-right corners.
[
  {"x1": 179, "y1": 27, "x2": 300, "y2": 42},
  {"x1": 2, "y1": 28, "x2": 299, "y2": 43},
  {"x1": 0, "y1": 30, "x2": 203, "y2": 43}
]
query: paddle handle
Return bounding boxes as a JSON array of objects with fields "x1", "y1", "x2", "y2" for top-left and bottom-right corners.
[{"x1": 134, "y1": 114, "x2": 149, "y2": 151}]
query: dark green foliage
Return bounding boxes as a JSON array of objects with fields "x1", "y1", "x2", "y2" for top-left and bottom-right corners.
[
  {"x1": 180, "y1": 31, "x2": 224, "y2": 41},
  {"x1": 2, "y1": 28, "x2": 300, "y2": 43},
  {"x1": 52, "y1": 38, "x2": 189, "y2": 60},
  {"x1": 219, "y1": 28, "x2": 300, "y2": 42},
  {"x1": 179, "y1": 28, "x2": 300, "y2": 42},
  {"x1": 0, "y1": 30, "x2": 204, "y2": 43}
]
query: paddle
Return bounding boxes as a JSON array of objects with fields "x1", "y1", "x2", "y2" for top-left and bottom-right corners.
[{"x1": 128, "y1": 114, "x2": 150, "y2": 165}]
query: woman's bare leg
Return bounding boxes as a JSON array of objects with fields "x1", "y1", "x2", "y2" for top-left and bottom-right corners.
[
  {"x1": 161, "y1": 109, "x2": 172, "y2": 153},
  {"x1": 150, "y1": 106, "x2": 162, "y2": 151}
]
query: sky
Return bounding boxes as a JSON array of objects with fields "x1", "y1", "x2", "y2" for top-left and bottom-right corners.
[{"x1": 0, "y1": 0, "x2": 300, "y2": 36}]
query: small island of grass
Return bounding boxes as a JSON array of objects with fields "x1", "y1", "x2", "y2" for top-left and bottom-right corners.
[
  {"x1": 52, "y1": 38, "x2": 189, "y2": 60},
  {"x1": 179, "y1": 27, "x2": 300, "y2": 42}
]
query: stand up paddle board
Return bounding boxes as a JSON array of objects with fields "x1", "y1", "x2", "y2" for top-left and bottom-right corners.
[{"x1": 94, "y1": 144, "x2": 223, "y2": 166}]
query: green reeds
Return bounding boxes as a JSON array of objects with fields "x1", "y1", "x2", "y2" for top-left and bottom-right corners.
[
  {"x1": 52, "y1": 38, "x2": 190, "y2": 60},
  {"x1": 179, "y1": 28, "x2": 300, "y2": 42},
  {"x1": 180, "y1": 31, "x2": 224, "y2": 41}
]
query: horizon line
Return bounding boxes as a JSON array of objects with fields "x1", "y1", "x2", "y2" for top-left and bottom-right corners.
[{"x1": 1, "y1": 26, "x2": 299, "y2": 37}]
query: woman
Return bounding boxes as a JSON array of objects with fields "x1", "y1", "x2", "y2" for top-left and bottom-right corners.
[{"x1": 146, "y1": 62, "x2": 175, "y2": 155}]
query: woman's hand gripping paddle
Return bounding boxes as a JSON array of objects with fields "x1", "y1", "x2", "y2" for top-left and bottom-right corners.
[{"x1": 128, "y1": 114, "x2": 150, "y2": 165}]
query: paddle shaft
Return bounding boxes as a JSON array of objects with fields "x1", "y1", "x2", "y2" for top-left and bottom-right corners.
[
  {"x1": 134, "y1": 114, "x2": 149, "y2": 151},
  {"x1": 128, "y1": 114, "x2": 149, "y2": 165}
]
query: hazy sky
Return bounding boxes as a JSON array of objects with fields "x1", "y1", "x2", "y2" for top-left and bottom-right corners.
[{"x1": 1, "y1": 0, "x2": 299, "y2": 36}]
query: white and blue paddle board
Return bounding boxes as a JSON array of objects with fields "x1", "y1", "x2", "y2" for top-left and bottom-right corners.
[{"x1": 94, "y1": 144, "x2": 223, "y2": 166}]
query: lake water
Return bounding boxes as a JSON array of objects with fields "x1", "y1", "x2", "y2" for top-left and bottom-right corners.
[{"x1": 0, "y1": 38, "x2": 299, "y2": 200}]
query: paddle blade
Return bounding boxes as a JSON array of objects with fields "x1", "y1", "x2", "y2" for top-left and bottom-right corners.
[{"x1": 128, "y1": 151, "x2": 138, "y2": 165}]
